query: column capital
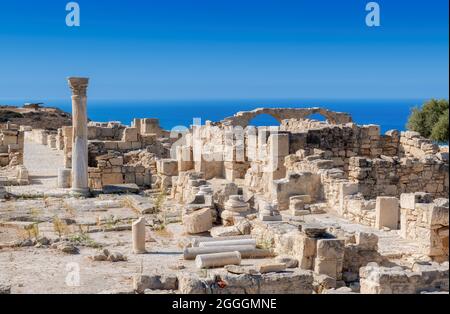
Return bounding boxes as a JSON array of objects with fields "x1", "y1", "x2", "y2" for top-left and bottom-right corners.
[{"x1": 67, "y1": 77, "x2": 89, "y2": 96}]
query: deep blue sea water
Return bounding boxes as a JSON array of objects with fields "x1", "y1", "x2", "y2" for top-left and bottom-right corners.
[{"x1": 2, "y1": 99, "x2": 426, "y2": 133}]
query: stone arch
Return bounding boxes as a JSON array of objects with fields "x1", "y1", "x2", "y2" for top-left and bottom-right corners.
[{"x1": 221, "y1": 107, "x2": 352, "y2": 128}]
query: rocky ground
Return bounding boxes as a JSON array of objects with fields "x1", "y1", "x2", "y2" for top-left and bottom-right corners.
[
  {"x1": 0, "y1": 105, "x2": 71, "y2": 130},
  {"x1": 0, "y1": 131, "x2": 447, "y2": 294}
]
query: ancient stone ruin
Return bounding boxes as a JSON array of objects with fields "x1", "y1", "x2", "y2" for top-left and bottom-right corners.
[{"x1": 0, "y1": 78, "x2": 448, "y2": 294}]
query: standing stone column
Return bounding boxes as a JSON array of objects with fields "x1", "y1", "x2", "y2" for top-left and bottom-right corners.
[
  {"x1": 67, "y1": 77, "x2": 89, "y2": 195},
  {"x1": 132, "y1": 217, "x2": 147, "y2": 254}
]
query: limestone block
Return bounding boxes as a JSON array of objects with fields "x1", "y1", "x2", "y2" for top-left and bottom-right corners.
[
  {"x1": 177, "y1": 145, "x2": 193, "y2": 171},
  {"x1": 375, "y1": 196, "x2": 399, "y2": 230},
  {"x1": 104, "y1": 141, "x2": 118, "y2": 150},
  {"x1": 275, "y1": 256, "x2": 299, "y2": 268},
  {"x1": 400, "y1": 192, "x2": 433, "y2": 210},
  {"x1": 157, "y1": 159, "x2": 178, "y2": 176},
  {"x1": 183, "y1": 208, "x2": 213, "y2": 234},
  {"x1": 258, "y1": 263, "x2": 287, "y2": 273},
  {"x1": 300, "y1": 223, "x2": 327, "y2": 238},
  {"x1": 210, "y1": 226, "x2": 241, "y2": 237},
  {"x1": 289, "y1": 198, "x2": 304, "y2": 211},
  {"x1": 133, "y1": 273, "x2": 178, "y2": 293},
  {"x1": 314, "y1": 239, "x2": 345, "y2": 279},
  {"x1": 258, "y1": 270, "x2": 314, "y2": 294},
  {"x1": 290, "y1": 194, "x2": 312, "y2": 204},
  {"x1": 268, "y1": 133, "x2": 289, "y2": 157},
  {"x1": 102, "y1": 173, "x2": 124, "y2": 185},
  {"x1": 109, "y1": 156, "x2": 123, "y2": 166},
  {"x1": 122, "y1": 127, "x2": 139, "y2": 142},
  {"x1": 355, "y1": 232, "x2": 378, "y2": 250},
  {"x1": 293, "y1": 236, "x2": 317, "y2": 270},
  {"x1": 118, "y1": 141, "x2": 132, "y2": 150},
  {"x1": 316, "y1": 239, "x2": 345, "y2": 260}
]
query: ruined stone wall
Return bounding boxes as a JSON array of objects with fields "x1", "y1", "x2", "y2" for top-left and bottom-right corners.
[
  {"x1": 285, "y1": 122, "x2": 399, "y2": 162},
  {"x1": 88, "y1": 150, "x2": 154, "y2": 189},
  {"x1": 400, "y1": 193, "x2": 449, "y2": 261},
  {"x1": 0, "y1": 123, "x2": 24, "y2": 167},
  {"x1": 87, "y1": 122, "x2": 125, "y2": 141},
  {"x1": 57, "y1": 118, "x2": 172, "y2": 189},
  {"x1": 348, "y1": 155, "x2": 449, "y2": 199},
  {"x1": 360, "y1": 263, "x2": 449, "y2": 294},
  {"x1": 399, "y1": 130, "x2": 441, "y2": 158}
]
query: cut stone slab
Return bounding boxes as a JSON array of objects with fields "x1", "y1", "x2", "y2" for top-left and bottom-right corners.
[
  {"x1": 224, "y1": 265, "x2": 259, "y2": 275},
  {"x1": 103, "y1": 184, "x2": 140, "y2": 194},
  {"x1": 299, "y1": 223, "x2": 328, "y2": 238},
  {"x1": 126, "y1": 195, "x2": 156, "y2": 214},
  {"x1": 260, "y1": 214, "x2": 282, "y2": 222},
  {"x1": 210, "y1": 225, "x2": 241, "y2": 237},
  {"x1": 375, "y1": 196, "x2": 399, "y2": 230},
  {"x1": 258, "y1": 263, "x2": 287, "y2": 273}
]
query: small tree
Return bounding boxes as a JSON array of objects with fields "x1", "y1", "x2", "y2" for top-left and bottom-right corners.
[
  {"x1": 407, "y1": 99, "x2": 449, "y2": 142},
  {"x1": 431, "y1": 109, "x2": 449, "y2": 142}
]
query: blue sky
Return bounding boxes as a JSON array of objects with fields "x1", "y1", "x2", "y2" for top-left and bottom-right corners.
[{"x1": 0, "y1": 0, "x2": 448, "y2": 101}]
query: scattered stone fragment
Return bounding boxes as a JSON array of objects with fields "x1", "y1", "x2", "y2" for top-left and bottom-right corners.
[
  {"x1": 57, "y1": 243, "x2": 79, "y2": 254},
  {"x1": 313, "y1": 274, "x2": 337, "y2": 294},
  {"x1": 133, "y1": 274, "x2": 178, "y2": 293},
  {"x1": 183, "y1": 208, "x2": 213, "y2": 234},
  {"x1": 258, "y1": 263, "x2": 286, "y2": 273},
  {"x1": 107, "y1": 252, "x2": 127, "y2": 262},
  {"x1": 89, "y1": 249, "x2": 110, "y2": 261},
  {"x1": 275, "y1": 255, "x2": 299, "y2": 268},
  {"x1": 224, "y1": 264, "x2": 259, "y2": 275},
  {"x1": 210, "y1": 225, "x2": 241, "y2": 237}
]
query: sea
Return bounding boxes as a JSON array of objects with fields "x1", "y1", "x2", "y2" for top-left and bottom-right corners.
[{"x1": 2, "y1": 99, "x2": 426, "y2": 133}]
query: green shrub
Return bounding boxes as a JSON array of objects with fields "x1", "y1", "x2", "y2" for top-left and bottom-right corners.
[{"x1": 407, "y1": 99, "x2": 449, "y2": 142}]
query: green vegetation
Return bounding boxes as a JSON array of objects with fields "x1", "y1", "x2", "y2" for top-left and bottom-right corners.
[
  {"x1": 0, "y1": 110, "x2": 24, "y2": 123},
  {"x1": 407, "y1": 99, "x2": 449, "y2": 142},
  {"x1": 68, "y1": 232, "x2": 102, "y2": 248}
]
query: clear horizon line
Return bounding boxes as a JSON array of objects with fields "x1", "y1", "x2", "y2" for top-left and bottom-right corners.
[{"x1": 0, "y1": 97, "x2": 441, "y2": 103}]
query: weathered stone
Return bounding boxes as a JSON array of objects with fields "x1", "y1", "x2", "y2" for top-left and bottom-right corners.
[
  {"x1": 275, "y1": 255, "x2": 299, "y2": 268},
  {"x1": 57, "y1": 243, "x2": 79, "y2": 254},
  {"x1": 183, "y1": 208, "x2": 213, "y2": 234},
  {"x1": 258, "y1": 263, "x2": 286, "y2": 273},
  {"x1": 133, "y1": 274, "x2": 178, "y2": 293},
  {"x1": 299, "y1": 223, "x2": 327, "y2": 238},
  {"x1": 132, "y1": 217, "x2": 146, "y2": 254},
  {"x1": 103, "y1": 183, "x2": 139, "y2": 194},
  {"x1": 375, "y1": 196, "x2": 399, "y2": 230},
  {"x1": 195, "y1": 251, "x2": 241, "y2": 269}
]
